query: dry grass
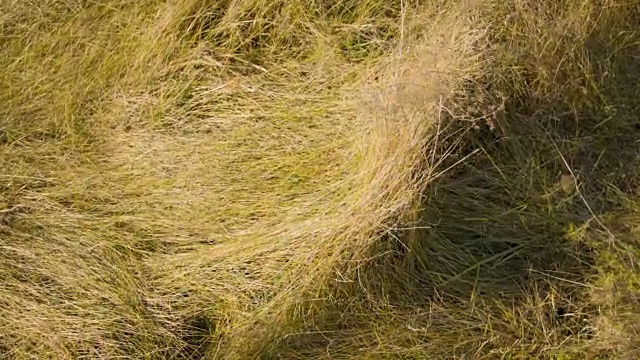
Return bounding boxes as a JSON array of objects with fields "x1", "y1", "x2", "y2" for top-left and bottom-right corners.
[{"x1": 1, "y1": 0, "x2": 640, "y2": 359}]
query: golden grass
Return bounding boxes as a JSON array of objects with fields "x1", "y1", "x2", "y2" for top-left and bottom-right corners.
[{"x1": 1, "y1": 0, "x2": 640, "y2": 359}]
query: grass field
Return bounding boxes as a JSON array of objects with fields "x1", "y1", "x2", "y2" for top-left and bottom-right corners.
[{"x1": 1, "y1": 0, "x2": 640, "y2": 358}]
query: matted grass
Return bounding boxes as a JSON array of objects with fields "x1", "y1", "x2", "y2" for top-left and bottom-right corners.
[{"x1": 1, "y1": 0, "x2": 639, "y2": 359}]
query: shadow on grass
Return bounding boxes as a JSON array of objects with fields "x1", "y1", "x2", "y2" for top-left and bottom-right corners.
[{"x1": 271, "y1": 8, "x2": 640, "y2": 359}]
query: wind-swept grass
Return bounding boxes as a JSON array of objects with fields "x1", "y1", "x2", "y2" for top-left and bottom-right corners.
[{"x1": 1, "y1": 0, "x2": 639, "y2": 359}]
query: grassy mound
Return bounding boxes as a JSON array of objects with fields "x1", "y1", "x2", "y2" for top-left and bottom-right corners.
[{"x1": 1, "y1": 0, "x2": 639, "y2": 358}]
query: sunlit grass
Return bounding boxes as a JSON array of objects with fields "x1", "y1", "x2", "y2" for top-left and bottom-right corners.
[{"x1": 1, "y1": 0, "x2": 639, "y2": 358}]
